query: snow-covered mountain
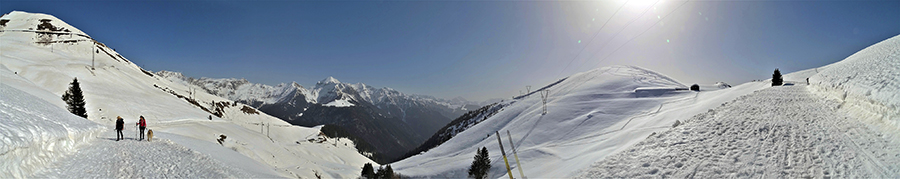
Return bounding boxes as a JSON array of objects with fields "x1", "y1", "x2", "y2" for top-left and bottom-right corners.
[
  {"x1": 156, "y1": 71, "x2": 482, "y2": 113},
  {"x1": 156, "y1": 71, "x2": 485, "y2": 163},
  {"x1": 1, "y1": 11, "x2": 374, "y2": 178}
]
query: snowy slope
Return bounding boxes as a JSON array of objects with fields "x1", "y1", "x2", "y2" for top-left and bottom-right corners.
[
  {"x1": 1, "y1": 11, "x2": 373, "y2": 178},
  {"x1": 392, "y1": 65, "x2": 773, "y2": 178},
  {"x1": 808, "y1": 34, "x2": 900, "y2": 130},
  {"x1": 0, "y1": 75, "x2": 104, "y2": 178},
  {"x1": 576, "y1": 34, "x2": 900, "y2": 177},
  {"x1": 578, "y1": 84, "x2": 900, "y2": 178}
]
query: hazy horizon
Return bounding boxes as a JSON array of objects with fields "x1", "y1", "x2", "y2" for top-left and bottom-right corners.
[{"x1": 3, "y1": 1, "x2": 898, "y2": 101}]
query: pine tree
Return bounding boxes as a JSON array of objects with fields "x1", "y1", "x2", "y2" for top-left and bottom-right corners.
[
  {"x1": 62, "y1": 78, "x2": 87, "y2": 118},
  {"x1": 772, "y1": 68, "x2": 783, "y2": 86},
  {"x1": 468, "y1": 147, "x2": 491, "y2": 179},
  {"x1": 383, "y1": 165, "x2": 394, "y2": 179},
  {"x1": 374, "y1": 164, "x2": 395, "y2": 179},
  {"x1": 361, "y1": 163, "x2": 375, "y2": 179}
]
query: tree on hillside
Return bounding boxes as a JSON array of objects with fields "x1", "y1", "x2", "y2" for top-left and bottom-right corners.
[
  {"x1": 374, "y1": 164, "x2": 396, "y2": 179},
  {"x1": 468, "y1": 147, "x2": 491, "y2": 179},
  {"x1": 772, "y1": 68, "x2": 783, "y2": 86},
  {"x1": 62, "y1": 77, "x2": 87, "y2": 118},
  {"x1": 361, "y1": 163, "x2": 375, "y2": 179}
]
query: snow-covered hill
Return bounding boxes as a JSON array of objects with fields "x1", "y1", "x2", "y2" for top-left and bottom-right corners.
[
  {"x1": 394, "y1": 33, "x2": 899, "y2": 177},
  {"x1": 392, "y1": 65, "x2": 774, "y2": 178},
  {"x1": 1, "y1": 11, "x2": 373, "y2": 178},
  {"x1": 807, "y1": 34, "x2": 900, "y2": 130},
  {"x1": 578, "y1": 34, "x2": 900, "y2": 178}
]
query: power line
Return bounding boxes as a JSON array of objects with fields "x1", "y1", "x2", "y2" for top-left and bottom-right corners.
[
  {"x1": 588, "y1": 0, "x2": 691, "y2": 70},
  {"x1": 573, "y1": 0, "x2": 662, "y2": 73},
  {"x1": 555, "y1": 1, "x2": 629, "y2": 80}
]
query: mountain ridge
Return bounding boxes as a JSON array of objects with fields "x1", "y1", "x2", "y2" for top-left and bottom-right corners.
[{"x1": 156, "y1": 70, "x2": 488, "y2": 163}]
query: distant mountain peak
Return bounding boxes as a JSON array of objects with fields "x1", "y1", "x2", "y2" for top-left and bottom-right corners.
[{"x1": 318, "y1": 76, "x2": 341, "y2": 85}]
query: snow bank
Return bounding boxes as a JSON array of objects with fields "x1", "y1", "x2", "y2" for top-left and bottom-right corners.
[
  {"x1": 0, "y1": 84, "x2": 104, "y2": 178},
  {"x1": 808, "y1": 34, "x2": 900, "y2": 130}
]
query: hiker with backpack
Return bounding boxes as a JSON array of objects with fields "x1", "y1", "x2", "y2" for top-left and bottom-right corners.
[
  {"x1": 137, "y1": 116, "x2": 147, "y2": 141},
  {"x1": 115, "y1": 116, "x2": 124, "y2": 141}
]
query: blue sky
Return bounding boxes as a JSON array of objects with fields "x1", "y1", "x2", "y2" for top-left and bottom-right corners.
[{"x1": 3, "y1": 1, "x2": 899, "y2": 101}]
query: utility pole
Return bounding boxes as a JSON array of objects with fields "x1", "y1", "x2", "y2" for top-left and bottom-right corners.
[
  {"x1": 540, "y1": 90, "x2": 550, "y2": 115},
  {"x1": 507, "y1": 130, "x2": 526, "y2": 179},
  {"x1": 91, "y1": 42, "x2": 95, "y2": 70},
  {"x1": 496, "y1": 131, "x2": 514, "y2": 179},
  {"x1": 526, "y1": 86, "x2": 531, "y2": 94}
]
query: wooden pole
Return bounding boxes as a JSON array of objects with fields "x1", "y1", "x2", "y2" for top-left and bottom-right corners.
[
  {"x1": 496, "y1": 131, "x2": 514, "y2": 179},
  {"x1": 508, "y1": 130, "x2": 526, "y2": 179}
]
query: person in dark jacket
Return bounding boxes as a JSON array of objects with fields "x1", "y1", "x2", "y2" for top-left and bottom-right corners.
[
  {"x1": 115, "y1": 116, "x2": 124, "y2": 141},
  {"x1": 137, "y1": 116, "x2": 147, "y2": 141}
]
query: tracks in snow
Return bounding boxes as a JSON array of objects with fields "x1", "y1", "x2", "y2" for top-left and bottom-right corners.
[
  {"x1": 578, "y1": 85, "x2": 900, "y2": 178},
  {"x1": 31, "y1": 128, "x2": 254, "y2": 178}
]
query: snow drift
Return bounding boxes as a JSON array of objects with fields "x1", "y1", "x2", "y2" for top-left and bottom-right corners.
[
  {"x1": 808, "y1": 34, "x2": 900, "y2": 130},
  {"x1": 0, "y1": 69, "x2": 104, "y2": 178}
]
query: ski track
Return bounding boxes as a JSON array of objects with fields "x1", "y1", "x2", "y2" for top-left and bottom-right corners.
[
  {"x1": 578, "y1": 85, "x2": 900, "y2": 178},
  {"x1": 31, "y1": 128, "x2": 254, "y2": 178}
]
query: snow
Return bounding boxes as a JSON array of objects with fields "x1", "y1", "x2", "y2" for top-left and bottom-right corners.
[
  {"x1": 392, "y1": 65, "x2": 773, "y2": 178},
  {"x1": 2, "y1": 11, "x2": 373, "y2": 178},
  {"x1": 808, "y1": 34, "x2": 900, "y2": 130},
  {"x1": 4, "y1": 9, "x2": 897, "y2": 178},
  {"x1": 319, "y1": 76, "x2": 341, "y2": 84},
  {"x1": 577, "y1": 85, "x2": 900, "y2": 178},
  {"x1": 575, "y1": 34, "x2": 900, "y2": 177},
  {"x1": 323, "y1": 99, "x2": 355, "y2": 107},
  {"x1": 0, "y1": 83, "x2": 105, "y2": 178},
  {"x1": 158, "y1": 71, "x2": 481, "y2": 115},
  {"x1": 32, "y1": 131, "x2": 278, "y2": 178}
]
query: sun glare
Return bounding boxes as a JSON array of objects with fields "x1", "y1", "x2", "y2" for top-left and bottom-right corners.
[{"x1": 628, "y1": 0, "x2": 659, "y2": 13}]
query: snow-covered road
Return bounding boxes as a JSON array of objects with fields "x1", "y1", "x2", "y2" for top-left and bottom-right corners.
[
  {"x1": 579, "y1": 85, "x2": 900, "y2": 178},
  {"x1": 32, "y1": 127, "x2": 257, "y2": 178}
]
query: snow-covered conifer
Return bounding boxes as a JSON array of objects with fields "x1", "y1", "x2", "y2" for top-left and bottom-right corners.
[
  {"x1": 61, "y1": 78, "x2": 87, "y2": 118},
  {"x1": 468, "y1": 147, "x2": 490, "y2": 179},
  {"x1": 772, "y1": 68, "x2": 783, "y2": 86}
]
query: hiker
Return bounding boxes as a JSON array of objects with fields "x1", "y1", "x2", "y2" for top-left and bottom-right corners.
[
  {"x1": 115, "y1": 116, "x2": 124, "y2": 141},
  {"x1": 137, "y1": 116, "x2": 147, "y2": 141}
]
